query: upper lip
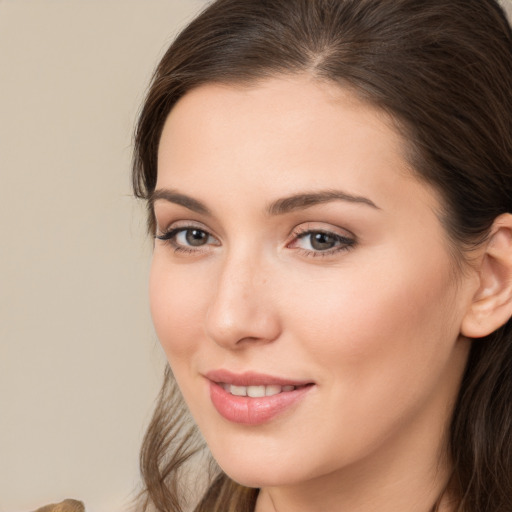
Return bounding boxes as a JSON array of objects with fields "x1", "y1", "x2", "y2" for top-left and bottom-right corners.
[{"x1": 205, "y1": 369, "x2": 314, "y2": 387}]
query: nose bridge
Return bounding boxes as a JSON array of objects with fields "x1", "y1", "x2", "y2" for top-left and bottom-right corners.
[{"x1": 205, "y1": 246, "x2": 279, "y2": 348}]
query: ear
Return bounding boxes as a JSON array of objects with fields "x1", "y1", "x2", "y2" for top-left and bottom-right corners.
[{"x1": 461, "y1": 213, "x2": 512, "y2": 338}]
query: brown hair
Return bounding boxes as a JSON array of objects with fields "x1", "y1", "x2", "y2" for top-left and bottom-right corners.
[{"x1": 132, "y1": 1, "x2": 512, "y2": 510}]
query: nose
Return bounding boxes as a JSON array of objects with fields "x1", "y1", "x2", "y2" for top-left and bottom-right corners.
[{"x1": 205, "y1": 253, "x2": 281, "y2": 349}]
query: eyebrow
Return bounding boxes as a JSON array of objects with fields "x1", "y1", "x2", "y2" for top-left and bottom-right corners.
[
  {"x1": 267, "y1": 190, "x2": 380, "y2": 215},
  {"x1": 150, "y1": 189, "x2": 212, "y2": 216},
  {"x1": 150, "y1": 188, "x2": 379, "y2": 216}
]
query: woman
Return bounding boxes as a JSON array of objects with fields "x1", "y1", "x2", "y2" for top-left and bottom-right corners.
[{"x1": 132, "y1": 0, "x2": 512, "y2": 511}]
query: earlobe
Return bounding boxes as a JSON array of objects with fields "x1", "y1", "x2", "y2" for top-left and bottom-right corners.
[{"x1": 461, "y1": 213, "x2": 512, "y2": 339}]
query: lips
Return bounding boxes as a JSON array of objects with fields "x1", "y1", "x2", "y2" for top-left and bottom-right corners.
[{"x1": 205, "y1": 370, "x2": 314, "y2": 425}]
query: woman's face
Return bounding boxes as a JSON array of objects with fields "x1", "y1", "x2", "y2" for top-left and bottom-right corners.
[{"x1": 150, "y1": 76, "x2": 473, "y2": 490}]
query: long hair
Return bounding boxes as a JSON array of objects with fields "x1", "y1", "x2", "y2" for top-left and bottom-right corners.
[{"x1": 132, "y1": 1, "x2": 512, "y2": 510}]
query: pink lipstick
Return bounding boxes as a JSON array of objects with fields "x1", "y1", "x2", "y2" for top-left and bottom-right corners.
[{"x1": 205, "y1": 370, "x2": 314, "y2": 425}]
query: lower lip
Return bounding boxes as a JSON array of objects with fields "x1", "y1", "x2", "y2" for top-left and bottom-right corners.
[{"x1": 209, "y1": 381, "x2": 313, "y2": 425}]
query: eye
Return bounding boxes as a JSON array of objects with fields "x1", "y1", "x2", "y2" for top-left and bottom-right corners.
[
  {"x1": 304, "y1": 232, "x2": 339, "y2": 251},
  {"x1": 155, "y1": 225, "x2": 219, "y2": 253},
  {"x1": 288, "y1": 227, "x2": 355, "y2": 256},
  {"x1": 176, "y1": 228, "x2": 210, "y2": 247}
]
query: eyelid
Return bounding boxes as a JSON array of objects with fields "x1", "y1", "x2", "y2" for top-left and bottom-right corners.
[
  {"x1": 155, "y1": 218, "x2": 209, "y2": 235},
  {"x1": 287, "y1": 223, "x2": 356, "y2": 256},
  {"x1": 289, "y1": 222, "x2": 356, "y2": 243},
  {"x1": 291, "y1": 222, "x2": 355, "y2": 238}
]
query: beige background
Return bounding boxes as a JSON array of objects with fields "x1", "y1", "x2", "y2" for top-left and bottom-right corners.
[
  {"x1": 1, "y1": 1, "x2": 511, "y2": 511},
  {"x1": 0, "y1": 1, "x2": 206, "y2": 511}
]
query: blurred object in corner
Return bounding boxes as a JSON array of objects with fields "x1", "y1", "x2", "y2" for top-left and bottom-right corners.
[{"x1": 33, "y1": 499, "x2": 85, "y2": 512}]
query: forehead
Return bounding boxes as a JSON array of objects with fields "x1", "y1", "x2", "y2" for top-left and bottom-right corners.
[
  {"x1": 162, "y1": 76, "x2": 400, "y2": 144},
  {"x1": 160, "y1": 76, "x2": 407, "y2": 173},
  {"x1": 156, "y1": 75, "x2": 440, "y2": 221}
]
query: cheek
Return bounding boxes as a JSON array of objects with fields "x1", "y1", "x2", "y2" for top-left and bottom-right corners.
[
  {"x1": 285, "y1": 248, "x2": 460, "y2": 391},
  {"x1": 149, "y1": 255, "x2": 209, "y2": 364},
  {"x1": 273, "y1": 252, "x2": 464, "y2": 466}
]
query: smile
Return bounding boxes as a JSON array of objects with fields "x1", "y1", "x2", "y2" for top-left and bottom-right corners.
[{"x1": 205, "y1": 370, "x2": 315, "y2": 425}]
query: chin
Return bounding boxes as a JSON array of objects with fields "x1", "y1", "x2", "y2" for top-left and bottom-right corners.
[{"x1": 209, "y1": 446, "x2": 317, "y2": 489}]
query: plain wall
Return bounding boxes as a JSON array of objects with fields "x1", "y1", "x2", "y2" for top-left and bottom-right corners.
[
  {"x1": 1, "y1": 1, "x2": 511, "y2": 511},
  {"x1": 0, "y1": 2, "x2": 206, "y2": 511}
]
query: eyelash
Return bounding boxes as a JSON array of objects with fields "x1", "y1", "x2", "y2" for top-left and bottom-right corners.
[
  {"x1": 155, "y1": 226, "x2": 218, "y2": 255},
  {"x1": 289, "y1": 226, "x2": 356, "y2": 257},
  {"x1": 155, "y1": 225, "x2": 356, "y2": 258}
]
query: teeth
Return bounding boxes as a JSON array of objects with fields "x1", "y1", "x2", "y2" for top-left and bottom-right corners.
[
  {"x1": 247, "y1": 385, "x2": 265, "y2": 397},
  {"x1": 230, "y1": 385, "x2": 247, "y2": 396},
  {"x1": 265, "y1": 385, "x2": 282, "y2": 396},
  {"x1": 223, "y1": 384, "x2": 297, "y2": 397}
]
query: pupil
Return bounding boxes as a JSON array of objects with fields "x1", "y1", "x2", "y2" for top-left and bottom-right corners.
[
  {"x1": 186, "y1": 229, "x2": 207, "y2": 246},
  {"x1": 311, "y1": 232, "x2": 335, "y2": 250}
]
